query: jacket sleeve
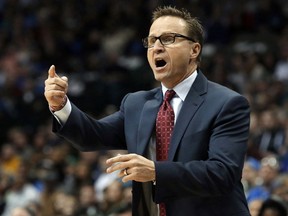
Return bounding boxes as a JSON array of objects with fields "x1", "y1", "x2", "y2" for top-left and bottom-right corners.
[{"x1": 52, "y1": 96, "x2": 129, "y2": 152}]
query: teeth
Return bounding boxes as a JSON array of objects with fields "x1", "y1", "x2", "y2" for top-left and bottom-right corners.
[{"x1": 155, "y1": 58, "x2": 163, "y2": 63}]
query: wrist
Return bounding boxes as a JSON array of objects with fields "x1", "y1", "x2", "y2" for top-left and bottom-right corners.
[{"x1": 50, "y1": 96, "x2": 67, "y2": 112}]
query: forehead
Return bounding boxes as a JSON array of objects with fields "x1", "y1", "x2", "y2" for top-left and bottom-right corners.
[{"x1": 149, "y1": 16, "x2": 187, "y2": 35}]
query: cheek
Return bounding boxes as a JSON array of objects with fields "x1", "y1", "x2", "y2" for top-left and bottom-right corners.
[
  {"x1": 170, "y1": 52, "x2": 187, "y2": 68},
  {"x1": 147, "y1": 52, "x2": 153, "y2": 67}
]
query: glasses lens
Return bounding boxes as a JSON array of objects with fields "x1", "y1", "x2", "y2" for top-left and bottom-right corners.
[
  {"x1": 261, "y1": 157, "x2": 279, "y2": 169},
  {"x1": 160, "y1": 34, "x2": 175, "y2": 45},
  {"x1": 143, "y1": 33, "x2": 178, "y2": 48},
  {"x1": 148, "y1": 37, "x2": 157, "y2": 47},
  {"x1": 143, "y1": 37, "x2": 156, "y2": 48}
]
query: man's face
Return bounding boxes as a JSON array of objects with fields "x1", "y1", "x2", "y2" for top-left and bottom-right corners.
[{"x1": 147, "y1": 16, "x2": 199, "y2": 88}]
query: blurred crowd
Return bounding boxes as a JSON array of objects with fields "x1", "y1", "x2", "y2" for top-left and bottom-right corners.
[{"x1": 0, "y1": 0, "x2": 288, "y2": 215}]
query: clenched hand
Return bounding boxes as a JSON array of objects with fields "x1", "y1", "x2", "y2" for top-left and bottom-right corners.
[{"x1": 44, "y1": 65, "x2": 68, "y2": 111}]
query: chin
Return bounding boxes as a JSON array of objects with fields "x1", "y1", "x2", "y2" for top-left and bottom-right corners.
[{"x1": 153, "y1": 73, "x2": 165, "y2": 82}]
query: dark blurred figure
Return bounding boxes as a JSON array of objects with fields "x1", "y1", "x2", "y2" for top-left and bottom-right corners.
[
  {"x1": 251, "y1": 109, "x2": 286, "y2": 159},
  {"x1": 258, "y1": 198, "x2": 287, "y2": 216},
  {"x1": 74, "y1": 183, "x2": 104, "y2": 216}
]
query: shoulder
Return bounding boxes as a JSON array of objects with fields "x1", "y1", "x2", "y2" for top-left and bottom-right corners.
[
  {"x1": 124, "y1": 87, "x2": 160, "y2": 102},
  {"x1": 205, "y1": 81, "x2": 250, "y2": 117},
  {"x1": 194, "y1": 71, "x2": 250, "y2": 113},
  {"x1": 119, "y1": 87, "x2": 161, "y2": 110},
  {"x1": 196, "y1": 71, "x2": 248, "y2": 103},
  {"x1": 207, "y1": 80, "x2": 241, "y2": 98}
]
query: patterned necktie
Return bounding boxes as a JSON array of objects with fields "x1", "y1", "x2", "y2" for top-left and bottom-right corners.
[{"x1": 156, "y1": 89, "x2": 176, "y2": 216}]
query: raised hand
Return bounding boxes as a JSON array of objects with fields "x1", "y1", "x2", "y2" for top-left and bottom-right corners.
[{"x1": 44, "y1": 65, "x2": 68, "y2": 111}]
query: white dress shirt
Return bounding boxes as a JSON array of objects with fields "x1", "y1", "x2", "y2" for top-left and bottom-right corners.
[{"x1": 148, "y1": 70, "x2": 197, "y2": 161}]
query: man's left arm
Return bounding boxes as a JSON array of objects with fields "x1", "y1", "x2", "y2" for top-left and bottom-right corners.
[{"x1": 153, "y1": 95, "x2": 250, "y2": 201}]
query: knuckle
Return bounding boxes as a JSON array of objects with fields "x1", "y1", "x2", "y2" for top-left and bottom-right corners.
[
  {"x1": 132, "y1": 161, "x2": 138, "y2": 167},
  {"x1": 44, "y1": 92, "x2": 47, "y2": 97},
  {"x1": 44, "y1": 91, "x2": 50, "y2": 97}
]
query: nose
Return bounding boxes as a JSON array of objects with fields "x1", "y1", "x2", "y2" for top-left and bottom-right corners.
[{"x1": 152, "y1": 39, "x2": 164, "y2": 51}]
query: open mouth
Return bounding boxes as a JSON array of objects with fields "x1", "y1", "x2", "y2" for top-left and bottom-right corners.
[{"x1": 155, "y1": 59, "x2": 167, "y2": 68}]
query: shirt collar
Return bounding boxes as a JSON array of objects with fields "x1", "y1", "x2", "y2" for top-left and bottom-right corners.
[{"x1": 161, "y1": 70, "x2": 198, "y2": 101}]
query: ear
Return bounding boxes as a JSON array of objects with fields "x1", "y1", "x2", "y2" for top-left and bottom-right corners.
[{"x1": 189, "y1": 43, "x2": 201, "y2": 60}]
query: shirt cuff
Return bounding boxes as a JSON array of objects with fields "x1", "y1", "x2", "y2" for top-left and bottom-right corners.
[{"x1": 52, "y1": 98, "x2": 72, "y2": 125}]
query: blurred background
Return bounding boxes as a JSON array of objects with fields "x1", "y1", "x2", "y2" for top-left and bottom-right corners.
[{"x1": 0, "y1": 0, "x2": 288, "y2": 215}]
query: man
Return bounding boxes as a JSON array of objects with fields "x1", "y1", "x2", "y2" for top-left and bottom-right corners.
[{"x1": 44, "y1": 6, "x2": 251, "y2": 216}]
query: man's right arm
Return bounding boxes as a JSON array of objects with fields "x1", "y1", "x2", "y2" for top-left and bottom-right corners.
[{"x1": 44, "y1": 65, "x2": 70, "y2": 124}]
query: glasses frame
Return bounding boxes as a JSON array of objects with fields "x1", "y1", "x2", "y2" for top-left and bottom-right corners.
[{"x1": 142, "y1": 32, "x2": 195, "y2": 48}]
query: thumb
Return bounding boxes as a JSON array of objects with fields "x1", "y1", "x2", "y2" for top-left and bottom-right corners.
[{"x1": 48, "y1": 65, "x2": 59, "y2": 78}]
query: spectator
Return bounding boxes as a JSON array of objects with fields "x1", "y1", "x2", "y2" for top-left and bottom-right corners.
[
  {"x1": 258, "y1": 198, "x2": 287, "y2": 216},
  {"x1": 75, "y1": 183, "x2": 104, "y2": 216},
  {"x1": 247, "y1": 155, "x2": 280, "y2": 203},
  {"x1": 271, "y1": 174, "x2": 288, "y2": 206},
  {"x1": 1, "y1": 163, "x2": 40, "y2": 216},
  {"x1": 252, "y1": 109, "x2": 286, "y2": 158},
  {"x1": 10, "y1": 206, "x2": 36, "y2": 216},
  {"x1": 242, "y1": 157, "x2": 261, "y2": 197},
  {"x1": 249, "y1": 198, "x2": 264, "y2": 216},
  {"x1": 0, "y1": 144, "x2": 22, "y2": 177},
  {"x1": 101, "y1": 179, "x2": 131, "y2": 215}
]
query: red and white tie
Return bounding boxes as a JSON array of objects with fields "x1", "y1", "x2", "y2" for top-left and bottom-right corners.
[{"x1": 156, "y1": 89, "x2": 176, "y2": 216}]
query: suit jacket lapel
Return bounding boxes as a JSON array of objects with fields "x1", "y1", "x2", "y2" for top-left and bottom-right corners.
[
  {"x1": 168, "y1": 72, "x2": 208, "y2": 160},
  {"x1": 136, "y1": 88, "x2": 162, "y2": 156}
]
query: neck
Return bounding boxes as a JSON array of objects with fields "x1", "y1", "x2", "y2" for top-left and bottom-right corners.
[{"x1": 164, "y1": 66, "x2": 197, "y2": 89}]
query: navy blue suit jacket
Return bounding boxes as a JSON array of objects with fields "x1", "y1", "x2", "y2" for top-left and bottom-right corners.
[{"x1": 53, "y1": 71, "x2": 251, "y2": 216}]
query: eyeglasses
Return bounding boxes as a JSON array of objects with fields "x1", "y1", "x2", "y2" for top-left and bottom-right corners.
[
  {"x1": 261, "y1": 156, "x2": 279, "y2": 170},
  {"x1": 142, "y1": 33, "x2": 195, "y2": 48}
]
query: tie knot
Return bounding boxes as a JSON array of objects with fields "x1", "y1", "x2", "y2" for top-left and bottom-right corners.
[{"x1": 164, "y1": 90, "x2": 175, "y2": 102}]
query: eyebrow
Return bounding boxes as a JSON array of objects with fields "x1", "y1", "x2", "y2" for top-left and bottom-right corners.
[{"x1": 148, "y1": 31, "x2": 176, "y2": 37}]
